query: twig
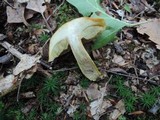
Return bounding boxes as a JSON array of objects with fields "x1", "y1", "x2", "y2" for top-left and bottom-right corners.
[
  {"x1": 0, "y1": 53, "x2": 13, "y2": 64},
  {"x1": 42, "y1": 0, "x2": 65, "y2": 33},
  {"x1": 0, "y1": 41, "x2": 40, "y2": 98},
  {"x1": 107, "y1": 71, "x2": 159, "y2": 86},
  {"x1": 38, "y1": 59, "x2": 52, "y2": 70},
  {"x1": 148, "y1": 75, "x2": 160, "y2": 84},
  {"x1": 96, "y1": 75, "x2": 113, "y2": 119},
  {"x1": 52, "y1": 67, "x2": 78, "y2": 73},
  {"x1": 3, "y1": 0, "x2": 15, "y2": 8},
  {"x1": 47, "y1": 0, "x2": 65, "y2": 21},
  {"x1": 41, "y1": 13, "x2": 53, "y2": 34},
  {"x1": 0, "y1": 41, "x2": 51, "y2": 70},
  {"x1": 16, "y1": 76, "x2": 25, "y2": 102},
  {"x1": 100, "y1": 75, "x2": 113, "y2": 99},
  {"x1": 0, "y1": 41, "x2": 23, "y2": 59}
]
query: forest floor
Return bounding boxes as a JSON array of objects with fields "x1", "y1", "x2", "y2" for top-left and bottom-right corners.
[{"x1": 0, "y1": 0, "x2": 160, "y2": 120}]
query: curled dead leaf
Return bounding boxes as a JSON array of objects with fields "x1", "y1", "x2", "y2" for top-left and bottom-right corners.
[
  {"x1": 137, "y1": 19, "x2": 160, "y2": 49},
  {"x1": 26, "y1": 0, "x2": 51, "y2": 14},
  {"x1": 7, "y1": 6, "x2": 28, "y2": 26}
]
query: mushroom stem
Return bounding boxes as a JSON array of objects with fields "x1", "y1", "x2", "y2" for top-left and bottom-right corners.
[{"x1": 68, "y1": 35, "x2": 101, "y2": 81}]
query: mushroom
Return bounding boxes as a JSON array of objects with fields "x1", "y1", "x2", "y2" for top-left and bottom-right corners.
[{"x1": 49, "y1": 17, "x2": 106, "y2": 81}]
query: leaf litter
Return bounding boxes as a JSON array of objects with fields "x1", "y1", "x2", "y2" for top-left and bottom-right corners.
[{"x1": 0, "y1": 0, "x2": 160, "y2": 119}]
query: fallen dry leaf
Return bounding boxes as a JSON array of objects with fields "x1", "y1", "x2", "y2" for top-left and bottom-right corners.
[
  {"x1": 141, "y1": 47, "x2": 159, "y2": 69},
  {"x1": 109, "y1": 100, "x2": 126, "y2": 120},
  {"x1": 112, "y1": 54, "x2": 126, "y2": 66},
  {"x1": 26, "y1": 0, "x2": 50, "y2": 14},
  {"x1": 65, "y1": 71, "x2": 79, "y2": 84},
  {"x1": 137, "y1": 19, "x2": 160, "y2": 49},
  {"x1": 0, "y1": 75, "x2": 15, "y2": 94},
  {"x1": 86, "y1": 83, "x2": 101, "y2": 100},
  {"x1": 24, "y1": 9, "x2": 37, "y2": 20},
  {"x1": 21, "y1": 91, "x2": 36, "y2": 98},
  {"x1": 67, "y1": 105, "x2": 79, "y2": 117},
  {"x1": 17, "y1": 0, "x2": 29, "y2": 3},
  {"x1": 90, "y1": 100, "x2": 112, "y2": 120},
  {"x1": 7, "y1": 6, "x2": 28, "y2": 26},
  {"x1": 13, "y1": 54, "x2": 40, "y2": 75},
  {"x1": 0, "y1": 41, "x2": 40, "y2": 97},
  {"x1": 128, "y1": 111, "x2": 144, "y2": 115},
  {"x1": 21, "y1": 100, "x2": 37, "y2": 115},
  {"x1": 89, "y1": 81, "x2": 110, "y2": 120}
]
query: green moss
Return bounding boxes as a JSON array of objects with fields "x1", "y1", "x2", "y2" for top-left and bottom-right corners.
[
  {"x1": 30, "y1": 23, "x2": 43, "y2": 30},
  {"x1": 140, "y1": 86, "x2": 160, "y2": 108},
  {"x1": 114, "y1": 76, "x2": 137, "y2": 112},
  {"x1": 141, "y1": 92, "x2": 156, "y2": 108},
  {"x1": 0, "y1": 101, "x2": 4, "y2": 111},
  {"x1": 56, "y1": 3, "x2": 79, "y2": 27},
  {"x1": 39, "y1": 33, "x2": 50, "y2": 42},
  {"x1": 80, "y1": 77, "x2": 91, "y2": 89},
  {"x1": 118, "y1": 115, "x2": 127, "y2": 120},
  {"x1": 21, "y1": 75, "x2": 43, "y2": 91},
  {"x1": 26, "y1": 109, "x2": 37, "y2": 120},
  {"x1": 73, "y1": 103, "x2": 87, "y2": 120},
  {"x1": 113, "y1": 75, "x2": 160, "y2": 113},
  {"x1": 150, "y1": 86, "x2": 160, "y2": 96},
  {"x1": 43, "y1": 76, "x2": 60, "y2": 93},
  {"x1": 140, "y1": 87, "x2": 160, "y2": 108},
  {"x1": 127, "y1": 42, "x2": 136, "y2": 51}
]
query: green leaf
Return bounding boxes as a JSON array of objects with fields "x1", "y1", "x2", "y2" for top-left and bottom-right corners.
[
  {"x1": 67, "y1": 0, "x2": 131, "y2": 49},
  {"x1": 123, "y1": 4, "x2": 131, "y2": 13},
  {"x1": 91, "y1": 13, "x2": 130, "y2": 49},
  {"x1": 67, "y1": 0, "x2": 105, "y2": 16}
]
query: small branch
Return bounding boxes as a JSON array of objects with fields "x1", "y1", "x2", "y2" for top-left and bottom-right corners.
[
  {"x1": 3, "y1": 0, "x2": 15, "y2": 8},
  {"x1": 47, "y1": 0, "x2": 65, "y2": 21},
  {"x1": 0, "y1": 53, "x2": 13, "y2": 64},
  {"x1": 107, "y1": 71, "x2": 159, "y2": 86},
  {"x1": 52, "y1": 67, "x2": 78, "y2": 73},
  {"x1": 41, "y1": 13, "x2": 53, "y2": 34},
  {"x1": 0, "y1": 41, "x2": 40, "y2": 97},
  {"x1": 0, "y1": 41, "x2": 23, "y2": 59}
]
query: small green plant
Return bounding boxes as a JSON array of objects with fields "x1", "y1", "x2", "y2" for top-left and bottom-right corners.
[
  {"x1": 47, "y1": 102, "x2": 60, "y2": 113},
  {"x1": 114, "y1": 76, "x2": 137, "y2": 112},
  {"x1": 37, "y1": 73, "x2": 65, "y2": 119},
  {"x1": 26, "y1": 109, "x2": 37, "y2": 120},
  {"x1": 39, "y1": 33, "x2": 50, "y2": 42},
  {"x1": 141, "y1": 92, "x2": 156, "y2": 108},
  {"x1": 43, "y1": 76, "x2": 59, "y2": 93},
  {"x1": 0, "y1": 101, "x2": 5, "y2": 120},
  {"x1": 28, "y1": 23, "x2": 44, "y2": 33},
  {"x1": 73, "y1": 103, "x2": 87, "y2": 120},
  {"x1": 38, "y1": 72, "x2": 65, "y2": 106},
  {"x1": 118, "y1": 115, "x2": 127, "y2": 120},
  {"x1": 140, "y1": 86, "x2": 160, "y2": 108},
  {"x1": 123, "y1": 4, "x2": 131, "y2": 13},
  {"x1": 0, "y1": 101, "x2": 4, "y2": 111},
  {"x1": 21, "y1": 75, "x2": 43, "y2": 91},
  {"x1": 150, "y1": 86, "x2": 160, "y2": 96},
  {"x1": 124, "y1": 99, "x2": 136, "y2": 112},
  {"x1": 41, "y1": 113, "x2": 53, "y2": 120},
  {"x1": 73, "y1": 111, "x2": 81, "y2": 120},
  {"x1": 56, "y1": 3, "x2": 79, "y2": 27},
  {"x1": 30, "y1": 23, "x2": 42, "y2": 30},
  {"x1": 80, "y1": 77, "x2": 91, "y2": 88},
  {"x1": 6, "y1": 109, "x2": 25, "y2": 120}
]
